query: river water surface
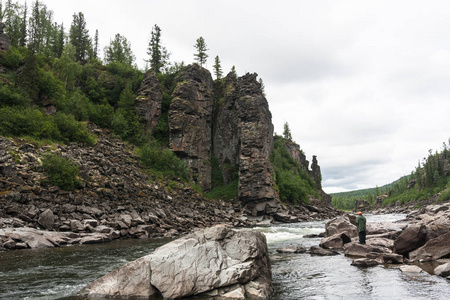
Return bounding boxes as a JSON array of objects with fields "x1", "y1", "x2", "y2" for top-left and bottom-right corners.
[{"x1": 1, "y1": 214, "x2": 449, "y2": 299}]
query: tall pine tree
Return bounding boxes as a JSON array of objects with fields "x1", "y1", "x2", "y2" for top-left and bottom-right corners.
[
  {"x1": 194, "y1": 37, "x2": 208, "y2": 67},
  {"x1": 146, "y1": 24, "x2": 170, "y2": 73},
  {"x1": 69, "y1": 12, "x2": 91, "y2": 62},
  {"x1": 213, "y1": 55, "x2": 222, "y2": 79}
]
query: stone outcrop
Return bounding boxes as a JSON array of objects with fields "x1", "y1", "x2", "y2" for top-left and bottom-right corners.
[
  {"x1": 79, "y1": 226, "x2": 273, "y2": 299},
  {"x1": 133, "y1": 64, "x2": 330, "y2": 215},
  {"x1": 135, "y1": 70, "x2": 163, "y2": 131},
  {"x1": 0, "y1": 23, "x2": 11, "y2": 52},
  {"x1": 213, "y1": 72, "x2": 277, "y2": 215},
  {"x1": 169, "y1": 64, "x2": 214, "y2": 191}
]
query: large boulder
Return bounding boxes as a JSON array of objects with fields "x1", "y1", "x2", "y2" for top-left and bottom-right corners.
[
  {"x1": 37, "y1": 209, "x2": 55, "y2": 230},
  {"x1": 319, "y1": 232, "x2": 352, "y2": 250},
  {"x1": 344, "y1": 241, "x2": 391, "y2": 258},
  {"x1": 325, "y1": 215, "x2": 358, "y2": 238},
  {"x1": 434, "y1": 262, "x2": 450, "y2": 278},
  {"x1": 408, "y1": 231, "x2": 450, "y2": 262},
  {"x1": 393, "y1": 224, "x2": 427, "y2": 256},
  {"x1": 79, "y1": 226, "x2": 273, "y2": 299}
]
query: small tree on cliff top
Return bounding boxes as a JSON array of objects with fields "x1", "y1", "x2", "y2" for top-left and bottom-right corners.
[
  {"x1": 213, "y1": 55, "x2": 223, "y2": 79},
  {"x1": 194, "y1": 36, "x2": 208, "y2": 67},
  {"x1": 283, "y1": 122, "x2": 292, "y2": 141}
]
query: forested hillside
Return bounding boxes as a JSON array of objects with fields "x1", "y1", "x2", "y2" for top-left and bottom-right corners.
[
  {"x1": 331, "y1": 143, "x2": 450, "y2": 210},
  {"x1": 0, "y1": 1, "x2": 326, "y2": 206}
]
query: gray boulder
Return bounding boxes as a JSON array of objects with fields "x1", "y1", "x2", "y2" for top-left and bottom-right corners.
[
  {"x1": 38, "y1": 209, "x2": 55, "y2": 230},
  {"x1": 393, "y1": 224, "x2": 427, "y2": 256},
  {"x1": 408, "y1": 231, "x2": 450, "y2": 262},
  {"x1": 319, "y1": 232, "x2": 352, "y2": 250},
  {"x1": 351, "y1": 258, "x2": 380, "y2": 267},
  {"x1": 79, "y1": 226, "x2": 273, "y2": 299},
  {"x1": 325, "y1": 215, "x2": 358, "y2": 238},
  {"x1": 434, "y1": 262, "x2": 450, "y2": 278},
  {"x1": 344, "y1": 241, "x2": 391, "y2": 258}
]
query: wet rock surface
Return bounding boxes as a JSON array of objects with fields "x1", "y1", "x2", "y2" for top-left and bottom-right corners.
[{"x1": 79, "y1": 226, "x2": 273, "y2": 299}]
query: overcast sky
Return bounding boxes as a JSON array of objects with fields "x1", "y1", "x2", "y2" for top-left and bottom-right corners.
[{"x1": 14, "y1": 0, "x2": 450, "y2": 193}]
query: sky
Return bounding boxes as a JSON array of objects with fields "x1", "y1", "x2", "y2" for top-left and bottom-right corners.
[{"x1": 12, "y1": 0, "x2": 450, "y2": 193}]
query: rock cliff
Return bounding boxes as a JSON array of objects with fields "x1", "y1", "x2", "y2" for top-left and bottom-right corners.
[
  {"x1": 0, "y1": 23, "x2": 11, "y2": 52},
  {"x1": 213, "y1": 72, "x2": 278, "y2": 215},
  {"x1": 138, "y1": 65, "x2": 323, "y2": 214},
  {"x1": 169, "y1": 64, "x2": 214, "y2": 191},
  {"x1": 135, "y1": 70, "x2": 163, "y2": 131}
]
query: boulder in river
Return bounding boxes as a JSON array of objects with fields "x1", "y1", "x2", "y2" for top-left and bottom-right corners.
[
  {"x1": 434, "y1": 262, "x2": 450, "y2": 278},
  {"x1": 79, "y1": 226, "x2": 273, "y2": 299},
  {"x1": 324, "y1": 214, "x2": 357, "y2": 238},
  {"x1": 408, "y1": 231, "x2": 450, "y2": 262},
  {"x1": 393, "y1": 224, "x2": 427, "y2": 256}
]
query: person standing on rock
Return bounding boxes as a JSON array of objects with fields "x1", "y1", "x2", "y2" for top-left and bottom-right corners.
[{"x1": 356, "y1": 211, "x2": 366, "y2": 244}]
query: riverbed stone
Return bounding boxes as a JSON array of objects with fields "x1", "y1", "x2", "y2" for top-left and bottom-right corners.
[
  {"x1": 325, "y1": 215, "x2": 358, "y2": 238},
  {"x1": 393, "y1": 224, "x2": 428, "y2": 256},
  {"x1": 309, "y1": 245, "x2": 339, "y2": 256},
  {"x1": 408, "y1": 231, "x2": 450, "y2": 262},
  {"x1": 434, "y1": 262, "x2": 450, "y2": 278},
  {"x1": 400, "y1": 265, "x2": 424, "y2": 273},
  {"x1": 276, "y1": 246, "x2": 307, "y2": 254},
  {"x1": 79, "y1": 226, "x2": 273, "y2": 299},
  {"x1": 319, "y1": 232, "x2": 352, "y2": 249},
  {"x1": 37, "y1": 209, "x2": 55, "y2": 230},
  {"x1": 351, "y1": 258, "x2": 380, "y2": 267},
  {"x1": 344, "y1": 241, "x2": 391, "y2": 258}
]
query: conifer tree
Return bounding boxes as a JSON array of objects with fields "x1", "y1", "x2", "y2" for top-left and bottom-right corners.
[
  {"x1": 69, "y1": 12, "x2": 91, "y2": 62},
  {"x1": 259, "y1": 78, "x2": 266, "y2": 97},
  {"x1": 194, "y1": 36, "x2": 208, "y2": 67},
  {"x1": 213, "y1": 55, "x2": 222, "y2": 79},
  {"x1": 104, "y1": 33, "x2": 134, "y2": 65},
  {"x1": 230, "y1": 65, "x2": 237, "y2": 77},
  {"x1": 93, "y1": 29, "x2": 98, "y2": 59},
  {"x1": 19, "y1": 0, "x2": 27, "y2": 47},
  {"x1": 283, "y1": 122, "x2": 292, "y2": 140},
  {"x1": 53, "y1": 22, "x2": 64, "y2": 58},
  {"x1": 146, "y1": 24, "x2": 170, "y2": 73}
]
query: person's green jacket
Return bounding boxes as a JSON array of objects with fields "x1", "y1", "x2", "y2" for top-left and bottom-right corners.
[{"x1": 355, "y1": 215, "x2": 366, "y2": 232}]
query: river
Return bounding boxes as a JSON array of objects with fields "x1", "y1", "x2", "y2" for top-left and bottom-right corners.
[{"x1": 0, "y1": 214, "x2": 449, "y2": 299}]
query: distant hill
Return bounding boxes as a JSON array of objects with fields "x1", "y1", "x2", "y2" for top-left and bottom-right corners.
[{"x1": 330, "y1": 145, "x2": 450, "y2": 210}]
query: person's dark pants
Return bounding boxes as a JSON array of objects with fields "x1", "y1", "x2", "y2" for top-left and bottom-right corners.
[{"x1": 359, "y1": 231, "x2": 366, "y2": 244}]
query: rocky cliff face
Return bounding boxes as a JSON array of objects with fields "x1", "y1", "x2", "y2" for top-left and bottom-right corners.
[
  {"x1": 169, "y1": 64, "x2": 214, "y2": 191},
  {"x1": 0, "y1": 23, "x2": 11, "y2": 52},
  {"x1": 213, "y1": 73, "x2": 277, "y2": 215},
  {"x1": 135, "y1": 71, "x2": 163, "y2": 131}
]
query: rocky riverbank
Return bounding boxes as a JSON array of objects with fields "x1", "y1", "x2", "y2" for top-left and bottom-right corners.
[
  {"x1": 0, "y1": 125, "x2": 340, "y2": 251},
  {"x1": 318, "y1": 202, "x2": 450, "y2": 280}
]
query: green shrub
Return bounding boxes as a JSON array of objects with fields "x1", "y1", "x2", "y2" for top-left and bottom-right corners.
[
  {"x1": 89, "y1": 103, "x2": 114, "y2": 128},
  {"x1": 0, "y1": 84, "x2": 30, "y2": 107},
  {"x1": 0, "y1": 46, "x2": 26, "y2": 68},
  {"x1": 138, "y1": 141, "x2": 189, "y2": 180},
  {"x1": 53, "y1": 112, "x2": 96, "y2": 145},
  {"x1": 205, "y1": 179, "x2": 238, "y2": 201},
  {"x1": 41, "y1": 152, "x2": 81, "y2": 190}
]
